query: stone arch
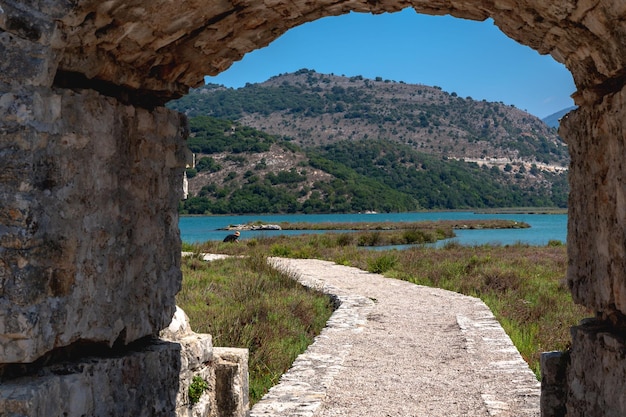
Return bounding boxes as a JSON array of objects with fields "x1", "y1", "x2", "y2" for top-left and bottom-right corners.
[
  {"x1": 2, "y1": 1, "x2": 626, "y2": 416},
  {"x1": 53, "y1": 1, "x2": 621, "y2": 103}
]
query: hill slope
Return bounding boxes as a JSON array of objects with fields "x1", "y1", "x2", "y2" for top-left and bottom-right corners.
[
  {"x1": 169, "y1": 69, "x2": 569, "y2": 168},
  {"x1": 169, "y1": 71, "x2": 570, "y2": 214},
  {"x1": 542, "y1": 106, "x2": 577, "y2": 128},
  {"x1": 178, "y1": 117, "x2": 567, "y2": 214}
]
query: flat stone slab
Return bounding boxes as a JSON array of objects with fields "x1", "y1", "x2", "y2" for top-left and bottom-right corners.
[{"x1": 251, "y1": 258, "x2": 540, "y2": 417}]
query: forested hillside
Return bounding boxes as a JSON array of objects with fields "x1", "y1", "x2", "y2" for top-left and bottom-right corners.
[{"x1": 177, "y1": 116, "x2": 568, "y2": 215}]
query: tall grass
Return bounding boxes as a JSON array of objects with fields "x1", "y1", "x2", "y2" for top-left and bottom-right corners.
[
  {"x1": 185, "y1": 233, "x2": 588, "y2": 380},
  {"x1": 176, "y1": 251, "x2": 334, "y2": 404},
  {"x1": 353, "y1": 242, "x2": 587, "y2": 377}
]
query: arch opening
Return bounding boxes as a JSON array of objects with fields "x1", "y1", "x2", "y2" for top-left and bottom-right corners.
[{"x1": 176, "y1": 10, "x2": 574, "y2": 214}]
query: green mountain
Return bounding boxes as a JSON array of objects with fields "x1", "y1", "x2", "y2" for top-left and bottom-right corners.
[
  {"x1": 170, "y1": 69, "x2": 568, "y2": 167},
  {"x1": 177, "y1": 116, "x2": 567, "y2": 215},
  {"x1": 170, "y1": 70, "x2": 569, "y2": 214}
]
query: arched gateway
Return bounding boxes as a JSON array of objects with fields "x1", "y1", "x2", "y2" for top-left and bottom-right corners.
[{"x1": 1, "y1": 1, "x2": 625, "y2": 416}]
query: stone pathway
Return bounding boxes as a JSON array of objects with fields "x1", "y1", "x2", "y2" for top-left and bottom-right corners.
[{"x1": 249, "y1": 258, "x2": 540, "y2": 417}]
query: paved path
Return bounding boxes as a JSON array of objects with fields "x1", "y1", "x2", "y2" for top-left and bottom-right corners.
[{"x1": 249, "y1": 258, "x2": 540, "y2": 417}]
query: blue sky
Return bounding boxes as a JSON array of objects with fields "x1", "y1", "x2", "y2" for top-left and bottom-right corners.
[{"x1": 205, "y1": 9, "x2": 575, "y2": 119}]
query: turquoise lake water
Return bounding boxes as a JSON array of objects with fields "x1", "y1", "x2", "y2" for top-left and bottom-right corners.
[{"x1": 179, "y1": 211, "x2": 567, "y2": 247}]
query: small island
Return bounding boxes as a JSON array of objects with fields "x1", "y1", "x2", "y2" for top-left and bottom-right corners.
[{"x1": 219, "y1": 219, "x2": 530, "y2": 247}]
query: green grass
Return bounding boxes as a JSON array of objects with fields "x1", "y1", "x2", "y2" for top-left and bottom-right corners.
[
  {"x1": 176, "y1": 251, "x2": 334, "y2": 404},
  {"x1": 188, "y1": 233, "x2": 587, "y2": 379},
  {"x1": 348, "y1": 242, "x2": 587, "y2": 377}
]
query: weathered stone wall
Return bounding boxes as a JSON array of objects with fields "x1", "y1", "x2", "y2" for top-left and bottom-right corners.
[
  {"x1": 567, "y1": 319, "x2": 626, "y2": 417},
  {"x1": 16, "y1": 0, "x2": 619, "y2": 100},
  {"x1": 0, "y1": 86, "x2": 185, "y2": 363},
  {"x1": 564, "y1": 84, "x2": 626, "y2": 316},
  {"x1": 0, "y1": 339, "x2": 182, "y2": 416},
  {"x1": 539, "y1": 79, "x2": 626, "y2": 417},
  {"x1": 161, "y1": 306, "x2": 249, "y2": 417},
  {"x1": 0, "y1": 306, "x2": 249, "y2": 416},
  {"x1": 0, "y1": 2, "x2": 249, "y2": 415}
]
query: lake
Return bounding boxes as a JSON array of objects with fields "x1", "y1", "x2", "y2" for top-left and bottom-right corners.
[{"x1": 179, "y1": 211, "x2": 567, "y2": 247}]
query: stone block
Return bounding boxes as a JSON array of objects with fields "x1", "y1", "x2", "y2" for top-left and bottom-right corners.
[
  {"x1": 162, "y1": 307, "x2": 249, "y2": 417},
  {"x1": 0, "y1": 32, "x2": 58, "y2": 88},
  {"x1": 0, "y1": 87, "x2": 187, "y2": 363},
  {"x1": 171, "y1": 337, "x2": 217, "y2": 417},
  {"x1": 213, "y1": 348, "x2": 249, "y2": 417},
  {"x1": 0, "y1": 339, "x2": 181, "y2": 417},
  {"x1": 0, "y1": 0, "x2": 62, "y2": 43},
  {"x1": 540, "y1": 351, "x2": 569, "y2": 417},
  {"x1": 564, "y1": 319, "x2": 626, "y2": 417},
  {"x1": 0, "y1": 0, "x2": 65, "y2": 89}
]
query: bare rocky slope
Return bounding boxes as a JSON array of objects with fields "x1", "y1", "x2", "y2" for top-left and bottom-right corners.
[{"x1": 170, "y1": 69, "x2": 569, "y2": 168}]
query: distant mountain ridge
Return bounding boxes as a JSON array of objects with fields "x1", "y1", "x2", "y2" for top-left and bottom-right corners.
[
  {"x1": 542, "y1": 106, "x2": 577, "y2": 128},
  {"x1": 170, "y1": 69, "x2": 569, "y2": 168}
]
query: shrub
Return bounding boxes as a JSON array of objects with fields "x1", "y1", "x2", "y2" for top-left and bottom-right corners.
[
  {"x1": 188, "y1": 375, "x2": 209, "y2": 405},
  {"x1": 442, "y1": 240, "x2": 462, "y2": 250},
  {"x1": 357, "y1": 231, "x2": 382, "y2": 246},
  {"x1": 270, "y1": 244, "x2": 292, "y2": 257},
  {"x1": 402, "y1": 229, "x2": 435, "y2": 244},
  {"x1": 335, "y1": 233, "x2": 354, "y2": 247},
  {"x1": 367, "y1": 253, "x2": 398, "y2": 273},
  {"x1": 186, "y1": 168, "x2": 197, "y2": 178}
]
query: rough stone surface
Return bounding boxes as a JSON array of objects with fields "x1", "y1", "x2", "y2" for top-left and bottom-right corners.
[
  {"x1": 1, "y1": 0, "x2": 623, "y2": 103},
  {"x1": 213, "y1": 347, "x2": 250, "y2": 417},
  {"x1": 160, "y1": 306, "x2": 249, "y2": 417},
  {"x1": 0, "y1": 87, "x2": 186, "y2": 363},
  {"x1": 563, "y1": 319, "x2": 626, "y2": 417},
  {"x1": 564, "y1": 84, "x2": 626, "y2": 316},
  {"x1": 251, "y1": 258, "x2": 540, "y2": 417},
  {"x1": 0, "y1": 339, "x2": 181, "y2": 417},
  {"x1": 43, "y1": 0, "x2": 626, "y2": 105},
  {"x1": 540, "y1": 351, "x2": 568, "y2": 417}
]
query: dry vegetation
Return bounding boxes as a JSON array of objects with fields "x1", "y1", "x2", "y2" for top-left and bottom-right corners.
[
  {"x1": 177, "y1": 252, "x2": 334, "y2": 404},
  {"x1": 183, "y1": 228, "x2": 588, "y2": 382}
]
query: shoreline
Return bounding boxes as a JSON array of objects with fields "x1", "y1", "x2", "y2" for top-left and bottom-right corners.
[
  {"x1": 220, "y1": 219, "x2": 530, "y2": 231},
  {"x1": 181, "y1": 207, "x2": 566, "y2": 218}
]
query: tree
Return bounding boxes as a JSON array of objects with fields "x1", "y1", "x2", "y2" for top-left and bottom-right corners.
[
  {"x1": 530, "y1": 164, "x2": 540, "y2": 176},
  {"x1": 196, "y1": 157, "x2": 222, "y2": 173}
]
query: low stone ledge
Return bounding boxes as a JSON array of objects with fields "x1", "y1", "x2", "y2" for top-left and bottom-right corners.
[
  {"x1": 562, "y1": 319, "x2": 626, "y2": 417},
  {"x1": 0, "y1": 339, "x2": 181, "y2": 417},
  {"x1": 456, "y1": 306, "x2": 541, "y2": 416},
  {"x1": 540, "y1": 351, "x2": 569, "y2": 417},
  {"x1": 251, "y1": 258, "x2": 374, "y2": 417},
  {"x1": 249, "y1": 293, "x2": 372, "y2": 417},
  {"x1": 162, "y1": 306, "x2": 249, "y2": 417}
]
